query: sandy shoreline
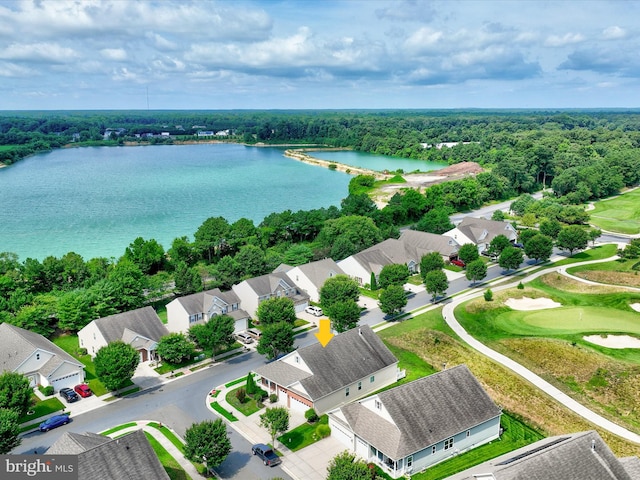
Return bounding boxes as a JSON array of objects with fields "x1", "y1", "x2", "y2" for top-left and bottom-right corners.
[{"x1": 284, "y1": 148, "x2": 391, "y2": 179}]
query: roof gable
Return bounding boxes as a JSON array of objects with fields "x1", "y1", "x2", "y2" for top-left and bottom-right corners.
[
  {"x1": 294, "y1": 258, "x2": 346, "y2": 288},
  {"x1": 90, "y1": 306, "x2": 168, "y2": 344}
]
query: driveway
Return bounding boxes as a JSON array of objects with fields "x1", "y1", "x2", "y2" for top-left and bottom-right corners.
[{"x1": 283, "y1": 436, "x2": 346, "y2": 480}]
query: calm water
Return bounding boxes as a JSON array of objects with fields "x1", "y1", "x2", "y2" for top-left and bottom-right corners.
[
  {"x1": 312, "y1": 150, "x2": 447, "y2": 173},
  {"x1": 0, "y1": 144, "x2": 352, "y2": 261}
]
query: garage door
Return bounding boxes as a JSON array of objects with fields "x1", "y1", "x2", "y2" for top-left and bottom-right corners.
[
  {"x1": 329, "y1": 418, "x2": 353, "y2": 449},
  {"x1": 51, "y1": 372, "x2": 81, "y2": 392},
  {"x1": 356, "y1": 437, "x2": 369, "y2": 459},
  {"x1": 289, "y1": 395, "x2": 310, "y2": 413}
]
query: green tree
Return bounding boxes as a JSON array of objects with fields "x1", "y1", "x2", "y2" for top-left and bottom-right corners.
[
  {"x1": 378, "y1": 284, "x2": 407, "y2": 316},
  {"x1": 156, "y1": 333, "x2": 194, "y2": 365},
  {"x1": 369, "y1": 271, "x2": 377, "y2": 291},
  {"x1": 320, "y1": 275, "x2": 360, "y2": 311},
  {"x1": 457, "y1": 243, "x2": 479, "y2": 264},
  {"x1": 420, "y1": 252, "x2": 444, "y2": 282},
  {"x1": 499, "y1": 246, "x2": 524, "y2": 272},
  {"x1": 465, "y1": 259, "x2": 487, "y2": 285},
  {"x1": 194, "y1": 216, "x2": 231, "y2": 262},
  {"x1": 168, "y1": 236, "x2": 197, "y2": 267},
  {"x1": 488, "y1": 234, "x2": 512, "y2": 257},
  {"x1": 0, "y1": 408, "x2": 21, "y2": 454},
  {"x1": 0, "y1": 372, "x2": 31, "y2": 417},
  {"x1": 414, "y1": 206, "x2": 454, "y2": 234},
  {"x1": 326, "y1": 300, "x2": 361, "y2": 333},
  {"x1": 173, "y1": 261, "x2": 202, "y2": 295},
  {"x1": 94, "y1": 341, "x2": 139, "y2": 391},
  {"x1": 123, "y1": 237, "x2": 165, "y2": 275},
  {"x1": 539, "y1": 218, "x2": 562, "y2": 239},
  {"x1": 184, "y1": 419, "x2": 231, "y2": 468},
  {"x1": 260, "y1": 407, "x2": 289, "y2": 449},
  {"x1": 524, "y1": 234, "x2": 553, "y2": 263},
  {"x1": 56, "y1": 289, "x2": 94, "y2": 332},
  {"x1": 245, "y1": 373, "x2": 257, "y2": 396},
  {"x1": 189, "y1": 315, "x2": 236, "y2": 358},
  {"x1": 213, "y1": 255, "x2": 242, "y2": 290},
  {"x1": 326, "y1": 451, "x2": 371, "y2": 480},
  {"x1": 257, "y1": 322, "x2": 294, "y2": 360},
  {"x1": 235, "y1": 244, "x2": 268, "y2": 278},
  {"x1": 317, "y1": 216, "x2": 382, "y2": 259},
  {"x1": 491, "y1": 210, "x2": 505, "y2": 221},
  {"x1": 256, "y1": 297, "x2": 297, "y2": 326},
  {"x1": 556, "y1": 225, "x2": 589, "y2": 256},
  {"x1": 424, "y1": 269, "x2": 448, "y2": 302},
  {"x1": 340, "y1": 193, "x2": 377, "y2": 217},
  {"x1": 587, "y1": 228, "x2": 602, "y2": 246},
  {"x1": 105, "y1": 259, "x2": 146, "y2": 311},
  {"x1": 378, "y1": 263, "x2": 410, "y2": 289},
  {"x1": 517, "y1": 228, "x2": 538, "y2": 247}
]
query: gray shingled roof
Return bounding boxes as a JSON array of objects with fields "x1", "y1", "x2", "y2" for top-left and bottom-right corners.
[
  {"x1": 452, "y1": 217, "x2": 517, "y2": 244},
  {"x1": 295, "y1": 258, "x2": 345, "y2": 288},
  {"x1": 244, "y1": 271, "x2": 298, "y2": 296},
  {"x1": 448, "y1": 430, "x2": 637, "y2": 480},
  {"x1": 254, "y1": 325, "x2": 397, "y2": 402},
  {"x1": 399, "y1": 230, "x2": 460, "y2": 258},
  {"x1": 48, "y1": 430, "x2": 169, "y2": 480},
  {"x1": 47, "y1": 431, "x2": 110, "y2": 454},
  {"x1": 620, "y1": 457, "x2": 640, "y2": 479},
  {"x1": 341, "y1": 365, "x2": 501, "y2": 459},
  {"x1": 92, "y1": 306, "x2": 168, "y2": 344},
  {"x1": 0, "y1": 323, "x2": 83, "y2": 374}
]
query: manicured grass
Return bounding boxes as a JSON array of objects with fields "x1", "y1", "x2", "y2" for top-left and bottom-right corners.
[
  {"x1": 294, "y1": 318, "x2": 310, "y2": 328},
  {"x1": 210, "y1": 402, "x2": 238, "y2": 422},
  {"x1": 119, "y1": 386, "x2": 141, "y2": 396},
  {"x1": 407, "y1": 274, "x2": 423, "y2": 286},
  {"x1": 52, "y1": 334, "x2": 109, "y2": 396},
  {"x1": 149, "y1": 423, "x2": 186, "y2": 454},
  {"x1": 412, "y1": 413, "x2": 544, "y2": 480},
  {"x1": 590, "y1": 189, "x2": 640, "y2": 234},
  {"x1": 226, "y1": 386, "x2": 264, "y2": 416},
  {"x1": 155, "y1": 356, "x2": 203, "y2": 375},
  {"x1": 225, "y1": 376, "x2": 247, "y2": 388},
  {"x1": 19, "y1": 395, "x2": 65, "y2": 424},
  {"x1": 277, "y1": 415, "x2": 329, "y2": 451},
  {"x1": 567, "y1": 258, "x2": 640, "y2": 288},
  {"x1": 359, "y1": 288, "x2": 381, "y2": 299},
  {"x1": 101, "y1": 422, "x2": 138, "y2": 436},
  {"x1": 144, "y1": 432, "x2": 192, "y2": 480},
  {"x1": 550, "y1": 243, "x2": 618, "y2": 268}
]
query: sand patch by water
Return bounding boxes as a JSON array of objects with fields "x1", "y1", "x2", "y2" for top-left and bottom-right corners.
[
  {"x1": 630, "y1": 303, "x2": 640, "y2": 312},
  {"x1": 583, "y1": 334, "x2": 640, "y2": 349},
  {"x1": 505, "y1": 296, "x2": 562, "y2": 311}
]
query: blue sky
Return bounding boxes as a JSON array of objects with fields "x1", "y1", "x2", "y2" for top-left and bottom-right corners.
[{"x1": 0, "y1": 0, "x2": 638, "y2": 110}]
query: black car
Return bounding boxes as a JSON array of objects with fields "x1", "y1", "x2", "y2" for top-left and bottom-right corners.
[
  {"x1": 252, "y1": 443, "x2": 281, "y2": 466},
  {"x1": 59, "y1": 387, "x2": 79, "y2": 403}
]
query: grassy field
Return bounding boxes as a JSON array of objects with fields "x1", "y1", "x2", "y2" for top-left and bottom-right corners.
[
  {"x1": 590, "y1": 188, "x2": 640, "y2": 234},
  {"x1": 568, "y1": 258, "x2": 640, "y2": 288},
  {"x1": 226, "y1": 386, "x2": 264, "y2": 416},
  {"x1": 144, "y1": 432, "x2": 192, "y2": 480}
]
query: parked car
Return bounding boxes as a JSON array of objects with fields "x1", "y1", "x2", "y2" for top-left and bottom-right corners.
[
  {"x1": 74, "y1": 384, "x2": 92, "y2": 398},
  {"x1": 252, "y1": 443, "x2": 282, "y2": 466},
  {"x1": 247, "y1": 328, "x2": 262, "y2": 341},
  {"x1": 513, "y1": 242, "x2": 524, "y2": 249},
  {"x1": 39, "y1": 414, "x2": 71, "y2": 432},
  {"x1": 451, "y1": 259, "x2": 466, "y2": 268},
  {"x1": 235, "y1": 332, "x2": 254, "y2": 345},
  {"x1": 59, "y1": 387, "x2": 79, "y2": 403},
  {"x1": 305, "y1": 305, "x2": 323, "y2": 316}
]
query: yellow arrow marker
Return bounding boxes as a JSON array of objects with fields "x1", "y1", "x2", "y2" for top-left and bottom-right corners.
[{"x1": 315, "y1": 318, "x2": 334, "y2": 348}]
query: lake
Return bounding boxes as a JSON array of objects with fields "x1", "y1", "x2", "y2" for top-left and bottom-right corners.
[
  {"x1": 0, "y1": 144, "x2": 445, "y2": 261},
  {"x1": 311, "y1": 150, "x2": 446, "y2": 173}
]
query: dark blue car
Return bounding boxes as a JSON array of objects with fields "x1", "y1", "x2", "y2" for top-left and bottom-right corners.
[{"x1": 39, "y1": 414, "x2": 70, "y2": 432}]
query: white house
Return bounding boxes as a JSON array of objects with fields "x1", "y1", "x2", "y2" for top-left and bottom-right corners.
[
  {"x1": 279, "y1": 259, "x2": 345, "y2": 303},
  {"x1": 444, "y1": 217, "x2": 518, "y2": 254},
  {"x1": 232, "y1": 271, "x2": 309, "y2": 319},
  {"x1": 78, "y1": 306, "x2": 169, "y2": 362},
  {"x1": 329, "y1": 365, "x2": 502, "y2": 478},
  {"x1": 254, "y1": 325, "x2": 401, "y2": 414},
  {"x1": 0, "y1": 323, "x2": 85, "y2": 392},
  {"x1": 166, "y1": 288, "x2": 250, "y2": 335}
]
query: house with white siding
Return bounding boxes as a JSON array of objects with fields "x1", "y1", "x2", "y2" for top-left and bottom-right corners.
[
  {"x1": 444, "y1": 217, "x2": 518, "y2": 254},
  {"x1": 166, "y1": 288, "x2": 250, "y2": 335},
  {"x1": 278, "y1": 258, "x2": 345, "y2": 303},
  {"x1": 328, "y1": 365, "x2": 502, "y2": 478},
  {"x1": 254, "y1": 325, "x2": 401, "y2": 414},
  {"x1": 232, "y1": 271, "x2": 309, "y2": 319}
]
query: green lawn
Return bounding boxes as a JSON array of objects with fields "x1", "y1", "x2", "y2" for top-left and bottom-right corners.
[
  {"x1": 210, "y1": 402, "x2": 238, "y2": 422},
  {"x1": 144, "y1": 432, "x2": 192, "y2": 480},
  {"x1": 225, "y1": 386, "x2": 264, "y2": 416},
  {"x1": 225, "y1": 376, "x2": 247, "y2": 388},
  {"x1": 277, "y1": 415, "x2": 329, "y2": 451},
  {"x1": 412, "y1": 413, "x2": 544, "y2": 480},
  {"x1": 545, "y1": 243, "x2": 618, "y2": 268},
  {"x1": 52, "y1": 334, "x2": 109, "y2": 396},
  {"x1": 568, "y1": 258, "x2": 638, "y2": 274},
  {"x1": 590, "y1": 189, "x2": 640, "y2": 234},
  {"x1": 101, "y1": 422, "x2": 138, "y2": 436},
  {"x1": 19, "y1": 395, "x2": 65, "y2": 424},
  {"x1": 149, "y1": 423, "x2": 186, "y2": 454}
]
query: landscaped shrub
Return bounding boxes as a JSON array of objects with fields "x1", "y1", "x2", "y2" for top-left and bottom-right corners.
[
  {"x1": 246, "y1": 373, "x2": 257, "y2": 395},
  {"x1": 77, "y1": 348, "x2": 88, "y2": 356},
  {"x1": 484, "y1": 289, "x2": 493, "y2": 301},
  {"x1": 39, "y1": 385, "x2": 54, "y2": 396},
  {"x1": 315, "y1": 424, "x2": 330, "y2": 439},
  {"x1": 269, "y1": 393, "x2": 278, "y2": 403},
  {"x1": 255, "y1": 388, "x2": 268, "y2": 401},
  {"x1": 305, "y1": 408, "x2": 319, "y2": 423},
  {"x1": 235, "y1": 387, "x2": 246, "y2": 404},
  {"x1": 517, "y1": 282, "x2": 524, "y2": 290}
]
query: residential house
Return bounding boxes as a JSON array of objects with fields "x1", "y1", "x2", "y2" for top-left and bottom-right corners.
[
  {"x1": 47, "y1": 430, "x2": 169, "y2": 480},
  {"x1": 278, "y1": 258, "x2": 346, "y2": 303},
  {"x1": 254, "y1": 325, "x2": 401, "y2": 414},
  {"x1": 446, "y1": 430, "x2": 640, "y2": 480},
  {"x1": 78, "y1": 306, "x2": 169, "y2": 362},
  {"x1": 444, "y1": 217, "x2": 518, "y2": 254},
  {"x1": 0, "y1": 323, "x2": 85, "y2": 392},
  {"x1": 338, "y1": 230, "x2": 460, "y2": 285},
  {"x1": 232, "y1": 271, "x2": 309, "y2": 319},
  {"x1": 166, "y1": 288, "x2": 250, "y2": 335},
  {"x1": 329, "y1": 365, "x2": 502, "y2": 478}
]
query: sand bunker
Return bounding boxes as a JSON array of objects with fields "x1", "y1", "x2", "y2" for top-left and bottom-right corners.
[
  {"x1": 584, "y1": 335, "x2": 640, "y2": 349},
  {"x1": 505, "y1": 296, "x2": 562, "y2": 311},
  {"x1": 631, "y1": 303, "x2": 640, "y2": 313}
]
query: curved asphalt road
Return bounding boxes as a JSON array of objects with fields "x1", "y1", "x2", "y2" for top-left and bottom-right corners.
[{"x1": 442, "y1": 252, "x2": 640, "y2": 445}]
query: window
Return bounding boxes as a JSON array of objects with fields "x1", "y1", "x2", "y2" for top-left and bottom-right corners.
[
  {"x1": 407, "y1": 456, "x2": 413, "y2": 468},
  {"x1": 295, "y1": 356, "x2": 299, "y2": 364},
  {"x1": 345, "y1": 387, "x2": 350, "y2": 397},
  {"x1": 358, "y1": 381, "x2": 362, "y2": 391},
  {"x1": 375, "y1": 400, "x2": 381, "y2": 410},
  {"x1": 36, "y1": 353, "x2": 40, "y2": 360},
  {"x1": 370, "y1": 375, "x2": 375, "y2": 383},
  {"x1": 466, "y1": 430, "x2": 471, "y2": 438},
  {"x1": 444, "y1": 438, "x2": 454, "y2": 450},
  {"x1": 432, "y1": 445, "x2": 436, "y2": 455}
]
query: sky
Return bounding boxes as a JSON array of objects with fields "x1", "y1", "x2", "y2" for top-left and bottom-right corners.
[{"x1": 0, "y1": 0, "x2": 639, "y2": 110}]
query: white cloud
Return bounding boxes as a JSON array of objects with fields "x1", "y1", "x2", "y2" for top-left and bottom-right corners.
[
  {"x1": 404, "y1": 27, "x2": 443, "y2": 54},
  {"x1": 602, "y1": 26, "x2": 626, "y2": 39},
  {"x1": 100, "y1": 48, "x2": 127, "y2": 61},
  {"x1": 0, "y1": 42, "x2": 78, "y2": 63},
  {"x1": 544, "y1": 33, "x2": 585, "y2": 47},
  {"x1": 0, "y1": 61, "x2": 35, "y2": 77}
]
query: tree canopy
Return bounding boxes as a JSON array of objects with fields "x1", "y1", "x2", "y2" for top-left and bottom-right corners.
[
  {"x1": 94, "y1": 341, "x2": 139, "y2": 391},
  {"x1": 184, "y1": 419, "x2": 231, "y2": 467}
]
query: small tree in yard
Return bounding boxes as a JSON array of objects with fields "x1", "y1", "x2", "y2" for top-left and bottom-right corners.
[
  {"x1": 327, "y1": 451, "x2": 371, "y2": 480},
  {"x1": 465, "y1": 259, "x2": 487, "y2": 285},
  {"x1": 189, "y1": 314, "x2": 235, "y2": 359},
  {"x1": 420, "y1": 252, "x2": 444, "y2": 280},
  {"x1": 256, "y1": 297, "x2": 296, "y2": 326},
  {"x1": 260, "y1": 407, "x2": 289, "y2": 449},
  {"x1": 156, "y1": 333, "x2": 194, "y2": 365},
  {"x1": 326, "y1": 300, "x2": 361, "y2": 333},
  {"x1": 257, "y1": 322, "x2": 294, "y2": 360},
  {"x1": 378, "y1": 263, "x2": 410, "y2": 289},
  {"x1": 524, "y1": 234, "x2": 553, "y2": 263},
  {"x1": 0, "y1": 408, "x2": 21, "y2": 454},
  {"x1": 245, "y1": 372, "x2": 257, "y2": 396},
  {"x1": 305, "y1": 408, "x2": 319, "y2": 424},
  {"x1": 184, "y1": 419, "x2": 231, "y2": 468},
  {"x1": 499, "y1": 246, "x2": 524, "y2": 273},
  {"x1": 556, "y1": 225, "x2": 589, "y2": 256},
  {"x1": 484, "y1": 289, "x2": 493, "y2": 301},
  {"x1": 378, "y1": 284, "x2": 407, "y2": 316},
  {"x1": 457, "y1": 243, "x2": 479, "y2": 264},
  {"x1": 0, "y1": 372, "x2": 32, "y2": 417},
  {"x1": 488, "y1": 234, "x2": 512, "y2": 257},
  {"x1": 424, "y1": 269, "x2": 448, "y2": 302},
  {"x1": 94, "y1": 341, "x2": 139, "y2": 391},
  {"x1": 369, "y1": 271, "x2": 377, "y2": 291},
  {"x1": 235, "y1": 387, "x2": 246, "y2": 404}
]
